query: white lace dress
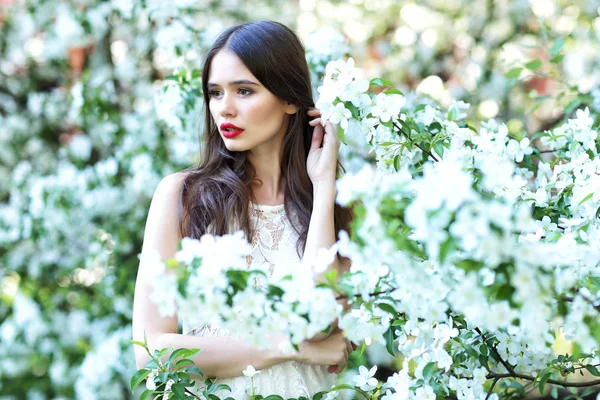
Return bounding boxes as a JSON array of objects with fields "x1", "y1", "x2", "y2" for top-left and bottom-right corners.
[{"x1": 182, "y1": 203, "x2": 336, "y2": 399}]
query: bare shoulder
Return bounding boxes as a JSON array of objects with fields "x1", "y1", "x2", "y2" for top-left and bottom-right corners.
[
  {"x1": 154, "y1": 171, "x2": 190, "y2": 198},
  {"x1": 143, "y1": 172, "x2": 192, "y2": 250}
]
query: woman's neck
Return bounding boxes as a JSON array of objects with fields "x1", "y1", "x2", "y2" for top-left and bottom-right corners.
[{"x1": 248, "y1": 153, "x2": 285, "y2": 205}]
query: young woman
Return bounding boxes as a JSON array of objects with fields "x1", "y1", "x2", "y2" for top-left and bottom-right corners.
[{"x1": 132, "y1": 21, "x2": 354, "y2": 398}]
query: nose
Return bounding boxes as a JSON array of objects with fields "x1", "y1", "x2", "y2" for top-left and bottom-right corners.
[{"x1": 219, "y1": 91, "x2": 237, "y2": 119}]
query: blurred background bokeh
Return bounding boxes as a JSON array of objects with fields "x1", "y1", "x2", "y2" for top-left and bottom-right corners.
[{"x1": 2, "y1": 0, "x2": 600, "y2": 398}]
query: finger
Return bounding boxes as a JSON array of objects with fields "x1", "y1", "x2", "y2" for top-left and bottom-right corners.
[
  {"x1": 308, "y1": 118, "x2": 322, "y2": 126},
  {"x1": 322, "y1": 121, "x2": 341, "y2": 148},
  {"x1": 338, "y1": 356, "x2": 348, "y2": 374},
  {"x1": 323, "y1": 121, "x2": 339, "y2": 139},
  {"x1": 346, "y1": 339, "x2": 353, "y2": 357},
  {"x1": 310, "y1": 124, "x2": 324, "y2": 152},
  {"x1": 307, "y1": 108, "x2": 321, "y2": 116}
]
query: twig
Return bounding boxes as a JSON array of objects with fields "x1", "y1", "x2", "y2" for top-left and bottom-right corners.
[
  {"x1": 185, "y1": 387, "x2": 201, "y2": 399},
  {"x1": 478, "y1": 327, "x2": 600, "y2": 390},
  {"x1": 485, "y1": 377, "x2": 500, "y2": 400},
  {"x1": 334, "y1": 287, "x2": 399, "y2": 301},
  {"x1": 561, "y1": 295, "x2": 600, "y2": 312},
  {"x1": 574, "y1": 363, "x2": 600, "y2": 371},
  {"x1": 476, "y1": 327, "x2": 516, "y2": 376},
  {"x1": 392, "y1": 122, "x2": 439, "y2": 162},
  {"x1": 486, "y1": 372, "x2": 600, "y2": 388}
]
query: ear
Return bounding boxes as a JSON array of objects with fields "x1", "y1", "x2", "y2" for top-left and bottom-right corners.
[{"x1": 284, "y1": 102, "x2": 299, "y2": 115}]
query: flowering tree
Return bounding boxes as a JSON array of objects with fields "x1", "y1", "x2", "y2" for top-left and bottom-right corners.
[
  {"x1": 3, "y1": 0, "x2": 600, "y2": 399},
  {"x1": 138, "y1": 54, "x2": 600, "y2": 399},
  {"x1": 0, "y1": 1, "x2": 306, "y2": 398},
  {"x1": 298, "y1": 0, "x2": 600, "y2": 130}
]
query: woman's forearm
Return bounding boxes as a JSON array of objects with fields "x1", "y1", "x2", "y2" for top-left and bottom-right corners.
[
  {"x1": 137, "y1": 332, "x2": 294, "y2": 379},
  {"x1": 305, "y1": 181, "x2": 341, "y2": 284}
]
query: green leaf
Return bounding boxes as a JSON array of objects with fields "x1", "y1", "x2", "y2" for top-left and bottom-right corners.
[
  {"x1": 393, "y1": 154, "x2": 401, "y2": 172},
  {"x1": 423, "y1": 362, "x2": 436, "y2": 380},
  {"x1": 549, "y1": 38, "x2": 565, "y2": 57},
  {"x1": 434, "y1": 141, "x2": 445, "y2": 158},
  {"x1": 144, "y1": 359, "x2": 159, "y2": 370},
  {"x1": 171, "y1": 382, "x2": 186, "y2": 398},
  {"x1": 346, "y1": 102, "x2": 360, "y2": 119},
  {"x1": 185, "y1": 366, "x2": 203, "y2": 377},
  {"x1": 578, "y1": 192, "x2": 594, "y2": 206},
  {"x1": 324, "y1": 269, "x2": 337, "y2": 285},
  {"x1": 538, "y1": 370, "x2": 552, "y2": 393},
  {"x1": 588, "y1": 276, "x2": 600, "y2": 291},
  {"x1": 370, "y1": 78, "x2": 395, "y2": 87},
  {"x1": 478, "y1": 354, "x2": 488, "y2": 369},
  {"x1": 585, "y1": 364, "x2": 600, "y2": 376},
  {"x1": 130, "y1": 340, "x2": 147, "y2": 348},
  {"x1": 505, "y1": 67, "x2": 523, "y2": 79},
  {"x1": 175, "y1": 359, "x2": 195, "y2": 369},
  {"x1": 439, "y1": 237, "x2": 456, "y2": 265},
  {"x1": 154, "y1": 348, "x2": 169, "y2": 359},
  {"x1": 582, "y1": 388, "x2": 597, "y2": 397},
  {"x1": 168, "y1": 348, "x2": 193, "y2": 364},
  {"x1": 384, "y1": 88, "x2": 403, "y2": 95},
  {"x1": 376, "y1": 302, "x2": 398, "y2": 316},
  {"x1": 140, "y1": 389, "x2": 155, "y2": 400},
  {"x1": 384, "y1": 326, "x2": 395, "y2": 356},
  {"x1": 263, "y1": 396, "x2": 285, "y2": 400},
  {"x1": 130, "y1": 369, "x2": 152, "y2": 391},
  {"x1": 359, "y1": 341, "x2": 367, "y2": 357},
  {"x1": 564, "y1": 97, "x2": 583, "y2": 115},
  {"x1": 531, "y1": 131, "x2": 550, "y2": 141},
  {"x1": 525, "y1": 60, "x2": 543, "y2": 70},
  {"x1": 312, "y1": 393, "x2": 326, "y2": 400},
  {"x1": 158, "y1": 371, "x2": 170, "y2": 381},
  {"x1": 213, "y1": 384, "x2": 232, "y2": 392},
  {"x1": 338, "y1": 126, "x2": 347, "y2": 146},
  {"x1": 550, "y1": 54, "x2": 565, "y2": 64}
]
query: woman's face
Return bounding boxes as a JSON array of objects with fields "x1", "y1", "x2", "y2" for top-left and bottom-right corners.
[{"x1": 207, "y1": 49, "x2": 297, "y2": 153}]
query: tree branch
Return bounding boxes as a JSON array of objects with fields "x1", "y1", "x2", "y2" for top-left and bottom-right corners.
[
  {"x1": 478, "y1": 327, "x2": 600, "y2": 391},
  {"x1": 392, "y1": 122, "x2": 439, "y2": 162},
  {"x1": 334, "y1": 287, "x2": 399, "y2": 301},
  {"x1": 561, "y1": 295, "x2": 600, "y2": 312},
  {"x1": 476, "y1": 327, "x2": 516, "y2": 376},
  {"x1": 486, "y1": 372, "x2": 600, "y2": 389},
  {"x1": 485, "y1": 377, "x2": 500, "y2": 400}
]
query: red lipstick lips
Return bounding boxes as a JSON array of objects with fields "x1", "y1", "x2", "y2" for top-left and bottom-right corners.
[{"x1": 220, "y1": 122, "x2": 244, "y2": 139}]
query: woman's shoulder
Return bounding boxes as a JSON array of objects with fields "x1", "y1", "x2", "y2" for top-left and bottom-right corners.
[{"x1": 155, "y1": 171, "x2": 192, "y2": 196}]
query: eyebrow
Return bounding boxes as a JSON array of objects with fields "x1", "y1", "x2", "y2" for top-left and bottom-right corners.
[{"x1": 207, "y1": 80, "x2": 261, "y2": 88}]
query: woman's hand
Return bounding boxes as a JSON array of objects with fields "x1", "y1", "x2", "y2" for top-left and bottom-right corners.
[
  {"x1": 295, "y1": 328, "x2": 356, "y2": 374},
  {"x1": 306, "y1": 108, "x2": 341, "y2": 186}
]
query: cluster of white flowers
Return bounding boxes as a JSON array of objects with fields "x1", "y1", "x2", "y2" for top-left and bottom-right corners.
[
  {"x1": 5, "y1": 0, "x2": 600, "y2": 398},
  {"x1": 316, "y1": 58, "x2": 407, "y2": 134},
  {"x1": 0, "y1": 1, "x2": 300, "y2": 398},
  {"x1": 305, "y1": 27, "x2": 349, "y2": 77},
  {"x1": 309, "y1": 57, "x2": 600, "y2": 399},
  {"x1": 145, "y1": 231, "x2": 342, "y2": 349}
]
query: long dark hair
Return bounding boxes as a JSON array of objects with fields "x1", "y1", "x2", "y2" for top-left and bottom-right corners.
[{"x1": 179, "y1": 21, "x2": 353, "y2": 258}]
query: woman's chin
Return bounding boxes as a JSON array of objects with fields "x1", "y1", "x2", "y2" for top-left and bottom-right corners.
[{"x1": 223, "y1": 142, "x2": 248, "y2": 152}]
